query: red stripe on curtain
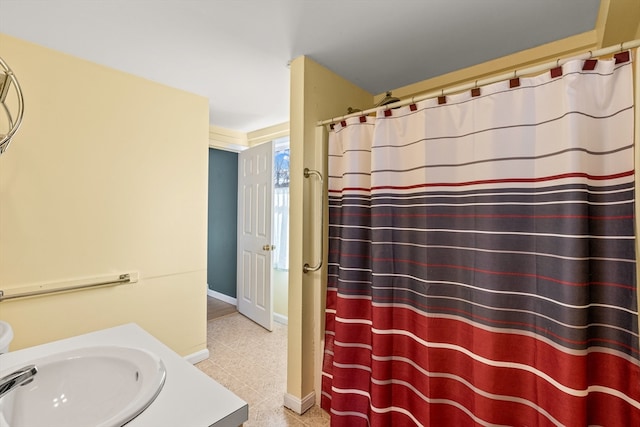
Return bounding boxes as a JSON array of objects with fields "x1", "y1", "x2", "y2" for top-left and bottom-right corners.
[
  {"x1": 325, "y1": 299, "x2": 640, "y2": 426},
  {"x1": 369, "y1": 170, "x2": 635, "y2": 191}
]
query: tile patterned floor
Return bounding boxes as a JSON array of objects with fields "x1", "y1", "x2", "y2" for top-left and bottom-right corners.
[{"x1": 196, "y1": 312, "x2": 330, "y2": 426}]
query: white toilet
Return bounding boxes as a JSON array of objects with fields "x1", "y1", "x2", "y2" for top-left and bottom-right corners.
[{"x1": 0, "y1": 320, "x2": 14, "y2": 353}]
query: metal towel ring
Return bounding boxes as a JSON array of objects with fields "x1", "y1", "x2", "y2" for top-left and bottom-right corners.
[{"x1": 0, "y1": 56, "x2": 25, "y2": 155}]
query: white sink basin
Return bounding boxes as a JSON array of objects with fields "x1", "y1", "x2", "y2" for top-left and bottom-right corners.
[{"x1": 0, "y1": 346, "x2": 166, "y2": 427}]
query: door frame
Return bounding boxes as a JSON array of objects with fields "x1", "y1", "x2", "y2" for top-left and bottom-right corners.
[{"x1": 207, "y1": 125, "x2": 290, "y2": 320}]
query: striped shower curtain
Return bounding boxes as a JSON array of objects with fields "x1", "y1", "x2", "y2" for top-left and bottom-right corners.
[{"x1": 321, "y1": 53, "x2": 640, "y2": 426}]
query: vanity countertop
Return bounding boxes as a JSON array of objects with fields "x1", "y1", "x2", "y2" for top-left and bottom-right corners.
[{"x1": 0, "y1": 323, "x2": 248, "y2": 427}]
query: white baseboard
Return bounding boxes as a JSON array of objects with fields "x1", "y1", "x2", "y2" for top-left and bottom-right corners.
[
  {"x1": 283, "y1": 391, "x2": 315, "y2": 415},
  {"x1": 273, "y1": 312, "x2": 288, "y2": 325},
  {"x1": 208, "y1": 286, "x2": 287, "y2": 325},
  {"x1": 207, "y1": 288, "x2": 237, "y2": 306},
  {"x1": 185, "y1": 348, "x2": 210, "y2": 365}
]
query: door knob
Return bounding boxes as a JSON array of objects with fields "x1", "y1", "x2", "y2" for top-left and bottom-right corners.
[{"x1": 262, "y1": 245, "x2": 275, "y2": 251}]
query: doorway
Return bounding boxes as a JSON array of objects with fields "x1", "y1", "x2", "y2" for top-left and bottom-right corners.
[
  {"x1": 272, "y1": 138, "x2": 290, "y2": 324},
  {"x1": 207, "y1": 136, "x2": 289, "y2": 325},
  {"x1": 207, "y1": 148, "x2": 238, "y2": 301}
]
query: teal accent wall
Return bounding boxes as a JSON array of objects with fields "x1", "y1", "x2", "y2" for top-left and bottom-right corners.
[{"x1": 208, "y1": 148, "x2": 238, "y2": 297}]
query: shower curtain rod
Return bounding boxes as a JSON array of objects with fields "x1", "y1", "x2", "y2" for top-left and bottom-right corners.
[{"x1": 318, "y1": 38, "x2": 640, "y2": 126}]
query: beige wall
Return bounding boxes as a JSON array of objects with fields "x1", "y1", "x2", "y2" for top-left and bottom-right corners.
[
  {"x1": 288, "y1": 0, "x2": 640, "y2": 410},
  {"x1": 273, "y1": 269, "x2": 288, "y2": 317},
  {"x1": 287, "y1": 55, "x2": 372, "y2": 404},
  {"x1": 0, "y1": 34, "x2": 210, "y2": 356},
  {"x1": 597, "y1": 0, "x2": 640, "y2": 48}
]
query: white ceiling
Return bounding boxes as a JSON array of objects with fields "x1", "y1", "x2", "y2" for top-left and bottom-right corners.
[{"x1": 1, "y1": 0, "x2": 601, "y2": 133}]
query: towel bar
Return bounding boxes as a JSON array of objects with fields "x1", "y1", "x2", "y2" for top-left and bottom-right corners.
[
  {"x1": 0, "y1": 273, "x2": 133, "y2": 302},
  {"x1": 303, "y1": 167, "x2": 323, "y2": 273}
]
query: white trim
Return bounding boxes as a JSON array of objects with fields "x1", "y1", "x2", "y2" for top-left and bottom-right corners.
[
  {"x1": 184, "y1": 348, "x2": 210, "y2": 365},
  {"x1": 247, "y1": 122, "x2": 290, "y2": 146},
  {"x1": 207, "y1": 288, "x2": 238, "y2": 306},
  {"x1": 209, "y1": 125, "x2": 249, "y2": 152},
  {"x1": 283, "y1": 391, "x2": 316, "y2": 415},
  {"x1": 273, "y1": 312, "x2": 288, "y2": 325},
  {"x1": 209, "y1": 122, "x2": 290, "y2": 152}
]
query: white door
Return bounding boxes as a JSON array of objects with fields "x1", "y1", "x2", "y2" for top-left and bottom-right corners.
[{"x1": 237, "y1": 141, "x2": 274, "y2": 331}]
